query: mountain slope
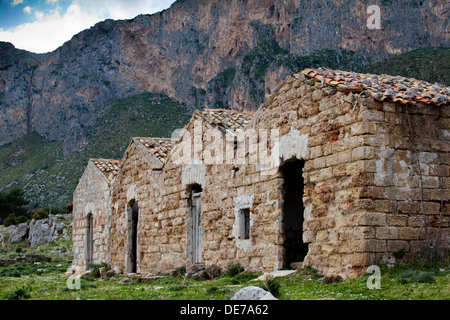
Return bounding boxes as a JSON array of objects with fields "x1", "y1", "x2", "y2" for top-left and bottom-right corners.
[
  {"x1": 360, "y1": 47, "x2": 449, "y2": 86},
  {"x1": 0, "y1": 0, "x2": 448, "y2": 155},
  {"x1": 0, "y1": 93, "x2": 191, "y2": 208}
]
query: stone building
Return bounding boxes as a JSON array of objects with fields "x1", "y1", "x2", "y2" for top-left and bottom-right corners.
[
  {"x1": 71, "y1": 68, "x2": 449, "y2": 278},
  {"x1": 72, "y1": 159, "x2": 120, "y2": 273}
]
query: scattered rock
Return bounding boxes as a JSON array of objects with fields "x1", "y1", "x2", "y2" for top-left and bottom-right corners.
[
  {"x1": 105, "y1": 270, "x2": 116, "y2": 278},
  {"x1": 140, "y1": 275, "x2": 163, "y2": 283},
  {"x1": 9, "y1": 223, "x2": 28, "y2": 243},
  {"x1": 190, "y1": 262, "x2": 206, "y2": 273},
  {"x1": 230, "y1": 286, "x2": 277, "y2": 300},
  {"x1": 0, "y1": 258, "x2": 16, "y2": 266},
  {"x1": 185, "y1": 263, "x2": 222, "y2": 280},
  {"x1": 204, "y1": 264, "x2": 222, "y2": 279},
  {"x1": 119, "y1": 277, "x2": 132, "y2": 284},
  {"x1": 99, "y1": 267, "x2": 107, "y2": 279},
  {"x1": 321, "y1": 275, "x2": 343, "y2": 284},
  {"x1": 169, "y1": 269, "x2": 181, "y2": 277}
]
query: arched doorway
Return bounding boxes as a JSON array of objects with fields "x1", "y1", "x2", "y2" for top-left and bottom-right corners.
[
  {"x1": 280, "y1": 159, "x2": 308, "y2": 268},
  {"x1": 127, "y1": 200, "x2": 139, "y2": 273}
]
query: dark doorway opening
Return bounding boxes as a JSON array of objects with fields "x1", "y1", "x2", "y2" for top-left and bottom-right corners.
[
  {"x1": 281, "y1": 159, "x2": 308, "y2": 268},
  {"x1": 127, "y1": 200, "x2": 139, "y2": 273}
]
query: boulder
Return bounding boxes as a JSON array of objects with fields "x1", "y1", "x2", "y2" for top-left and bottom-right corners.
[
  {"x1": 28, "y1": 216, "x2": 66, "y2": 247},
  {"x1": 189, "y1": 262, "x2": 206, "y2": 273},
  {"x1": 9, "y1": 223, "x2": 29, "y2": 243},
  {"x1": 230, "y1": 286, "x2": 277, "y2": 300},
  {"x1": 204, "y1": 264, "x2": 222, "y2": 279}
]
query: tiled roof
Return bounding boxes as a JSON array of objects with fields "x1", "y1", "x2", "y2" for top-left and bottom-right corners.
[
  {"x1": 300, "y1": 68, "x2": 449, "y2": 106},
  {"x1": 195, "y1": 109, "x2": 254, "y2": 132},
  {"x1": 90, "y1": 159, "x2": 121, "y2": 182},
  {"x1": 135, "y1": 138, "x2": 173, "y2": 163}
]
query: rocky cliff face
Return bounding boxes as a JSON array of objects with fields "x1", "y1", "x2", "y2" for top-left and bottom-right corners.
[{"x1": 0, "y1": 0, "x2": 448, "y2": 155}]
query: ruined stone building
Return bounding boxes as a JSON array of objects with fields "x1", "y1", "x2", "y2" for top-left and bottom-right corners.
[{"x1": 71, "y1": 68, "x2": 449, "y2": 278}]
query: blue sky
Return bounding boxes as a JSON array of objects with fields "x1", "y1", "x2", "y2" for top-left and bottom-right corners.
[{"x1": 0, "y1": 0, "x2": 176, "y2": 53}]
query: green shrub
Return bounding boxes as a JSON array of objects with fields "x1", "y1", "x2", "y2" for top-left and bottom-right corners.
[
  {"x1": 87, "y1": 262, "x2": 109, "y2": 278},
  {"x1": 226, "y1": 262, "x2": 245, "y2": 277},
  {"x1": 4, "y1": 287, "x2": 31, "y2": 300},
  {"x1": 32, "y1": 209, "x2": 49, "y2": 220},
  {"x1": 206, "y1": 286, "x2": 218, "y2": 294},
  {"x1": 3, "y1": 214, "x2": 17, "y2": 226},
  {"x1": 16, "y1": 215, "x2": 28, "y2": 224},
  {"x1": 174, "y1": 266, "x2": 186, "y2": 276},
  {"x1": 230, "y1": 272, "x2": 260, "y2": 284},
  {"x1": 393, "y1": 248, "x2": 406, "y2": 259},
  {"x1": 397, "y1": 269, "x2": 436, "y2": 284},
  {"x1": 3, "y1": 213, "x2": 28, "y2": 226},
  {"x1": 168, "y1": 285, "x2": 185, "y2": 291},
  {"x1": 260, "y1": 276, "x2": 281, "y2": 298}
]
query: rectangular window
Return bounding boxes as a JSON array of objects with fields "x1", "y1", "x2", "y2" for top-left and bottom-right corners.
[{"x1": 239, "y1": 208, "x2": 250, "y2": 240}]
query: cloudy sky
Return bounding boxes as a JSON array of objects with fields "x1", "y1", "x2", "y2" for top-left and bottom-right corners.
[{"x1": 0, "y1": 0, "x2": 176, "y2": 53}]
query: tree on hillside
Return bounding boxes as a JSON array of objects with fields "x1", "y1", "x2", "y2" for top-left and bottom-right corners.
[{"x1": 0, "y1": 188, "x2": 30, "y2": 221}]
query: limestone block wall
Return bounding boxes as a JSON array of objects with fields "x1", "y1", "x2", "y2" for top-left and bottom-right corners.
[
  {"x1": 109, "y1": 142, "x2": 157, "y2": 274},
  {"x1": 250, "y1": 73, "x2": 449, "y2": 277},
  {"x1": 72, "y1": 162, "x2": 112, "y2": 273},
  {"x1": 357, "y1": 98, "x2": 450, "y2": 267}
]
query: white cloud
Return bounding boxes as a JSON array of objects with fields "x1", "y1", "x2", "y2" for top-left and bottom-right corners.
[
  {"x1": 79, "y1": 0, "x2": 175, "y2": 21},
  {"x1": 47, "y1": 0, "x2": 59, "y2": 3},
  {"x1": 12, "y1": 0, "x2": 24, "y2": 6},
  {"x1": 0, "y1": 0, "x2": 175, "y2": 53},
  {"x1": 34, "y1": 10, "x2": 44, "y2": 21},
  {"x1": 0, "y1": 3, "x2": 100, "y2": 53}
]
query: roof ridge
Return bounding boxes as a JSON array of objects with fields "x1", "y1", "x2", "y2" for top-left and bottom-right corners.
[{"x1": 298, "y1": 67, "x2": 449, "y2": 106}]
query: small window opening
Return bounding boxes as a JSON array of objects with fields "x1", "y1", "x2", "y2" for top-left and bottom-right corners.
[{"x1": 238, "y1": 208, "x2": 251, "y2": 240}]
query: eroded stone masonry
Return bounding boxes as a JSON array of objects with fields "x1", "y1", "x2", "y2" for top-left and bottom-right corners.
[{"x1": 70, "y1": 68, "x2": 449, "y2": 279}]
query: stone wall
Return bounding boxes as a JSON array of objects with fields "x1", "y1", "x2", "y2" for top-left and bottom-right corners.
[
  {"x1": 250, "y1": 73, "x2": 449, "y2": 277},
  {"x1": 72, "y1": 161, "x2": 112, "y2": 273}
]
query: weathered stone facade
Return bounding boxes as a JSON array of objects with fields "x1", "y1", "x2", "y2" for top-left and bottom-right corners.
[
  {"x1": 71, "y1": 68, "x2": 449, "y2": 278},
  {"x1": 72, "y1": 159, "x2": 120, "y2": 273}
]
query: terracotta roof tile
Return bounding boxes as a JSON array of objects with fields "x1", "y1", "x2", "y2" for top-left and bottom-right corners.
[
  {"x1": 135, "y1": 137, "x2": 173, "y2": 163},
  {"x1": 299, "y1": 68, "x2": 449, "y2": 106},
  {"x1": 90, "y1": 159, "x2": 121, "y2": 182},
  {"x1": 196, "y1": 109, "x2": 254, "y2": 132}
]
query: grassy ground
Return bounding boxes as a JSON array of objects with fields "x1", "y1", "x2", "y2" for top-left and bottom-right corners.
[{"x1": 0, "y1": 238, "x2": 448, "y2": 300}]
